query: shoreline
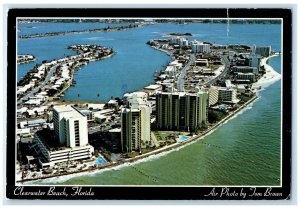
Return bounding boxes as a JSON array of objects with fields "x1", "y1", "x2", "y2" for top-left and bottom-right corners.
[
  {"x1": 252, "y1": 54, "x2": 281, "y2": 90},
  {"x1": 17, "y1": 45, "x2": 115, "y2": 104},
  {"x1": 18, "y1": 24, "x2": 144, "y2": 39},
  {"x1": 18, "y1": 50, "x2": 281, "y2": 184},
  {"x1": 20, "y1": 95, "x2": 258, "y2": 184}
]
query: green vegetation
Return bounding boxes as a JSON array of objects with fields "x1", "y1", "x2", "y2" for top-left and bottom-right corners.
[
  {"x1": 94, "y1": 150, "x2": 99, "y2": 157},
  {"x1": 208, "y1": 109, "x2": 228, "y2": 123},
  {"x1": 141, "y1": 147, "x2": 156, "y2": 154},
  {"x1": 154, "y1": 131, "x2": 176, "y2": 141},
  {"x1": 126, "y1": 152, "x2": 140, "y2": 158},
  {"x1": 169, "y1": 32, "x2": 192, "y2": 36},
  {"x1": 239, "y1": 94, "x2": 253, "y2": 103}
]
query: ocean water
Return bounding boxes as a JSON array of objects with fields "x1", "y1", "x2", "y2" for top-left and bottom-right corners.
[{"x1": 18, "y1": 22, "x2": 282, "y2": 186}]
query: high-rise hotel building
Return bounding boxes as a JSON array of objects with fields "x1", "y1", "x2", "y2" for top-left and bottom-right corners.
[
  {"x1": 53, "y1": 105, "x2": 89, "y2": 147},
  {"x1": 121, "y1": 92, "x2": 152, "y2": 152},
  {"x1": 34, "y1": 105, "x2": 94, "y2": 167},
  {"x1": 156, "y1": 91, "x2": 208, "y2": 132}
]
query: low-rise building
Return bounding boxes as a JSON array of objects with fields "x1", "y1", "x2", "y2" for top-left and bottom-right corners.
[
  {"x1": 34, "y1": 130, "x2": 94, "y2": 168},
  {"x1": 237, "y1": 85, "x2": 246, "y2": 93},
  {"x1": 80, "y1": 109, "x2": 95, "y2": 121},
  {"x1": 236, "y1": 72, "x2": 256, "y2": 82},
  {"x1": 195, "y1": 59, "x2": 209, "y2": 67},
  {"x1": 165, "y1": 65, "x2": 177, "y2": 77},
  {"x1": 218, "y1": 87, "x2": 239, "y2": 104},
  {"x1": 232, "y1": 66, "x2": 258, "y2": 74}
]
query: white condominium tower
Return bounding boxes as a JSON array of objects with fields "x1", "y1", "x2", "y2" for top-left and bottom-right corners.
[
  {"x1": 53, "y1": 105, "x2": 89, "y2": 147},
  {"x1": 34, "y1": 105, "x2": 93, "y2": 167},
  {"x1": 121, "y1": 92, "x2": 152, "y2": 152},
  {"x1": 156, "y1": 91, "x2": 208, "y2": 132}
]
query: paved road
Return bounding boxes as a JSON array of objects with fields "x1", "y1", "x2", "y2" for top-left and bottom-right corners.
[
  {"x1": 203, "y1": 55, "x2": 230, "y2": 86},
  {"x1": 177, "y1": 54, "x2": 196, "y2": 91},
  {"x1": 17, "y1": 64, "x2": 59, "y2": 105}
]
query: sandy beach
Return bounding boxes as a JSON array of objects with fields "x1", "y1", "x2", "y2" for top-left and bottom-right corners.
[
  {"x1": 18, "y1": 50, "x2": 281, "y2": 185},
  {"x1": 252, "y1": 54, "x2": 281, "y2": 90},
  {"x1": 22, "y1": 95, "x2": 257, "y2": 185}
]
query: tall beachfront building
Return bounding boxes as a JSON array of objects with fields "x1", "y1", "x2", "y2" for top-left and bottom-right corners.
[
  {"x1": 34, "y1": 105, "x2": 94, "y2": 167},
  {"x1": 156, "y1": 91, "x2": 208, "y2": 132},
  {"x1": 253, "y1": 45, "x2": 271, "y2": 57},
  {"x1": 191, "y1": 41, "x2": 211, "y2": 54},
  {"x1": 121, "y1": 92, "x2": 152, "y2": 152},
  {"x1": 53, "y1": 105, "x2": 89, "y2": 147}
]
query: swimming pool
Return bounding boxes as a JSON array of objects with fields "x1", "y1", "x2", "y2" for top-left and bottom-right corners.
[
  {"x1": 95, "y1": 156, "x2": 107, "y2": 165},
  {"x1": 178, "y1": 135, "x2": 189, "y2": 141}
]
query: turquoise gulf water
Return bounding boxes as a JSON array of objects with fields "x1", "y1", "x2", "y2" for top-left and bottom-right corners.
[{"x1": 18, "y1": 22, "x2": 281, "y2": 186}]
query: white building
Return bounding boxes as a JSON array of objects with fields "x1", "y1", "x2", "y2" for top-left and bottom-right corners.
[
  {"x1": 34, "y1": 131, "x2": 94, "y2": 168},
  {"x1": 170, "y1": 36, "x2": 181, "y2": 45},
  {"x1": 53, "y1": 105, "x2": 89, "y2": 147},
  {"x1": 208, "y1": 86, "x2": 219, "y2": 106},
  {"x1": 195, "y1": 59, "x2": 209, "y2": 67},
  {"x1": 121, "y1": 92, "x2": 152, "y2": 152},
  {"x1": 165, "y1": 65, "x2": 177, "y2": 77},
  {"x1": 192, "y1": 42, "x2": 211, "y2": 54},
  {"x1": 124, "y1": 91, "x2": 148, "y2": 105},
  {"x1": 34, "y1": 105, "x2": 94, "y2": 167},
  {"x1": 179, "y1": 38, "x2": 189, "y2": 48}
]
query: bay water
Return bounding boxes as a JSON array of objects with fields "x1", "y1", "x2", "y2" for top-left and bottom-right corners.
[{"x1": 18, "y1": 22, "x2": 281, "y2": 186}]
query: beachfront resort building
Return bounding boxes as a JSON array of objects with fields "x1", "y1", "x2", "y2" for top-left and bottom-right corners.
[
  {"x1": 231, "y1": 66, "x2": 258, "y2": 74},
  {"x1": 179, "y1": 38, "x2": 189, "y2": 48},
  {"x1": 218, "y1": 88, "x2": 239, "y2": 104},
  {"x1": 208, "y1": 87, "x2": 219, "y2": 106},
  {"x1": 121, "y1": 92, "x2": 152, "y2": 152},
  {"x1": 53, "y1": 105, "x2": 89, "y2": 147},
  {"x1": 248, "y1": 54, "x2": 262, "y2": 68},
  {"x1": 33, "y1": 105, "x2": 94, "y2": 167},
  {"x1": 236, "y1": 72, "x2": 256, "y2": 82},
  {"x1": 156, "y1": 91, "x2": 208, "y2": 132},
  {"x1": 191, "y1": 42, "x2": 211, "y2": 54},
  {"x1": 253, "y1": 45, "x2": 271, "y2": 57}
]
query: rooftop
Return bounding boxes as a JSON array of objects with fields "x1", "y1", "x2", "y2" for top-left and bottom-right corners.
[{"x1": 53, "y1": 105, "x2": 86, "y2": 118}]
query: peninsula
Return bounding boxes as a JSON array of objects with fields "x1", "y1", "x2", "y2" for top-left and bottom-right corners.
[{"x1": 16, "y1": 34, "x2": 281, "y2": 184}]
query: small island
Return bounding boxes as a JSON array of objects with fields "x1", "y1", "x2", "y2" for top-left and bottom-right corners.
[
  {"x1": 18, "y1": 54, "x2": 36, "y2": 64},
  {"x1": 18, "y1": 24, "x2": 145, "y2": 39},
  {"x1": 169, "y1": 32, "x2": 192, "y2": 36}
]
